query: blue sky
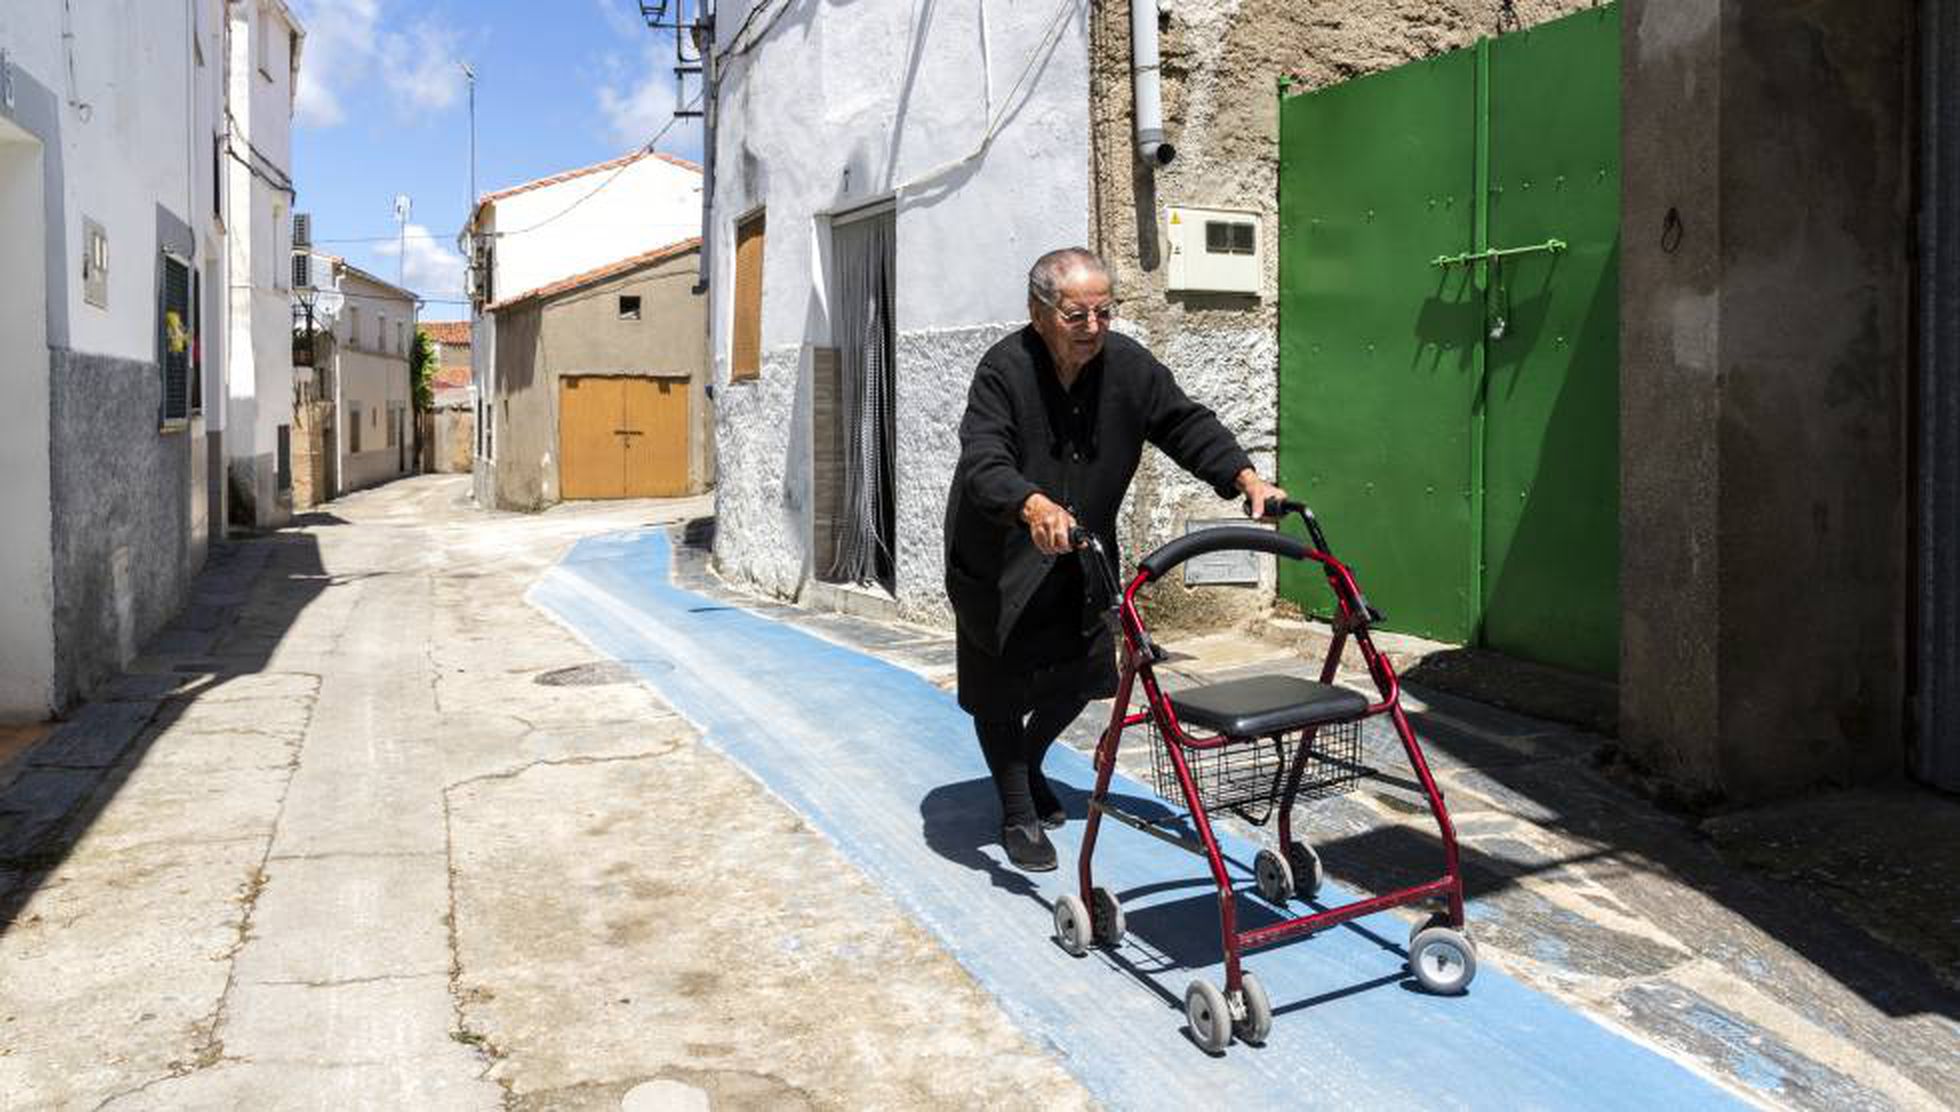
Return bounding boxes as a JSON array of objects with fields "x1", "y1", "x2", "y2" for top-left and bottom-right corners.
[{"x1": 290, "y1": 0, "x2": 703, "y2": 318}]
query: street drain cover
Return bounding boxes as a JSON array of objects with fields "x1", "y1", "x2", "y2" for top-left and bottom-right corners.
[{"x1": 534, "y1": 662, "x2": 642, "y2": 687}]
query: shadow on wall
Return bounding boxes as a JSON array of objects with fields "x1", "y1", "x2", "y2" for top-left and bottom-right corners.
[{"x1": 0, "y1": 531, "x2": 333, "y2": 934}]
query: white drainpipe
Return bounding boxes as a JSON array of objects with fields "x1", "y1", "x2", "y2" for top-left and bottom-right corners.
[{"x1": 1132, "y1": 0, "x2": 1175, "y2": 166}]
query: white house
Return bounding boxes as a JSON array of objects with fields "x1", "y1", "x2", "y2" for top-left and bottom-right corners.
[
  {"x1": 225, "y1": 0, "x2": 304, "y2": 528},
  {"x1": 0, "y1": 0, "x2": 239, "y2": 717},
  {"x1": 462, "y1": 148, "x2": 703, "y2": 507},
  {"x1": 702, "y1": 2, "x2": 1093, "y2": 622},
  {"x1": 332, "y1": 263, "x2": 418, "y2": 493}
]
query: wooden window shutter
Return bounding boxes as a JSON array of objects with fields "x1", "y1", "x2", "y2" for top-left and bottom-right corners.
[{"x1": 732, "y1": 211, "x2": 766, "y2": 381}]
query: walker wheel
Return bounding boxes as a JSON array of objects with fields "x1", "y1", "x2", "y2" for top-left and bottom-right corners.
[
  {"x1": 1286, "y1": 839, "x2": 1324, "y2": 899},
  {"x1": 1090, "y1": 886, "x2": 1126, "y2": 947},
  {"x1": 1234, "y1": 971, "x2": 1274, "y2": 1045},
  {"x1": 1184, "y1": 979, "x2": 1233, "y2": 1054},
  {"x1": 1407, "y1": 912, "x2": 1478, "y2": 954},
  {"x1": 1254, "y1": 848, "x2": 1295, "y2": 904},
  {"x1": 1408, "y1": 923, "x2": 1478, "y2": 995},
  {"x1": 1054, "y1": 894, "x2": 1091, "y2": 957}
]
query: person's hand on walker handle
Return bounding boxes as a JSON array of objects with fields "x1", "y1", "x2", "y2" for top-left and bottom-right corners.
[
  {"x1": 1236, "y1": 469, "x2": 1290, "y2": 520},
  {"x1": 1020, "y1": 492, "x2": 1080, "y2": 556}
]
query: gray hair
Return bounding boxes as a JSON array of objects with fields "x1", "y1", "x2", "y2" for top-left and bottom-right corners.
[{"x1": 1027, "y1": 247, "x2": 1114, "y2": 307}]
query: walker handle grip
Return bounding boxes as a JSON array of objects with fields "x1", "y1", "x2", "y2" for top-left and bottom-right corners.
[{"x1": 1243, "y1": 496, "x2": 1306, "y2": 520}]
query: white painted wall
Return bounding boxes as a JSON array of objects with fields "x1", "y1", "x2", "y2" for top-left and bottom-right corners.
[
  {"x1": 0, "y1": 0, "x2": 231, "y2": 716},
  {"x1": 224, "y1": 0, "x2": 301, "y2": 527},
  {"x1": 482, "y1": 153, "x2": 702, "y2": 303},
  {"x1": 0, "y1": 121, "x2": 54, "y2": 716},
  {"x1": 706, "y1": 0, "x2": 1091, "y2": 621},
  {"x1": 0, "y1": 1, "x2": 203, "y2": 359}
]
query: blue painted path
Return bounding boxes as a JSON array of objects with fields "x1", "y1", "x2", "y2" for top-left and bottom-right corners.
[{"x1": 530, "y1": 529, "x2": 1742, "y2": 1110}]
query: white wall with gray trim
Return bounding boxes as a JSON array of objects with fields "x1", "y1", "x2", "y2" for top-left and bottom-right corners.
[{"x1": 707, "y1": 0, "x2": 1091, "y2": 617}]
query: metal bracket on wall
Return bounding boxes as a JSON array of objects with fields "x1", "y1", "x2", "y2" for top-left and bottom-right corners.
[{"x1": 1430, "y1": 238, "x2": 1567, "y2": 269}]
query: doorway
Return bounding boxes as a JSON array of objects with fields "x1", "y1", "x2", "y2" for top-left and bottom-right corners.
[
  {"x1": 0, "y1": 120, "x2": 54, "y2": 715},
  {"x1": 559, "y1": 374, "x2": 690, "y2": 499},
  {"x1": 824, "y1": 203, "x2": 897, "y2": 592}
]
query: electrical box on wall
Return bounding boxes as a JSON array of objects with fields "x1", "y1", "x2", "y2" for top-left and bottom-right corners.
[{"x1": 1165, "y1": 206, "x2": 1262, "y2": 296}]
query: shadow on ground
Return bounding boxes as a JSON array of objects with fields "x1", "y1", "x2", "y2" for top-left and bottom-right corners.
[
  {"x1": 0, "y1": 531, "x2": 331, "y2": 933},
  {"x1": 682, "y1": 509, "x2": 1952, "y2": 1043}
]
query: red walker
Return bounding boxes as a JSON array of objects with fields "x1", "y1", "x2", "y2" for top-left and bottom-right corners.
[{"x1": 1054, "y1": 501, "x2": 1476, "y2": 1053}]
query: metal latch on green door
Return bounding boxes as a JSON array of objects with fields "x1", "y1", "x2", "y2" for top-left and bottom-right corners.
[{"x1": 1429, "y1": 238, "x2": 1567, "y2": 269}]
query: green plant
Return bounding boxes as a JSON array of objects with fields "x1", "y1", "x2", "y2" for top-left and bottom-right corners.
[{"x1": 411, "y1": 327, "x2": 437, "y2": 411}]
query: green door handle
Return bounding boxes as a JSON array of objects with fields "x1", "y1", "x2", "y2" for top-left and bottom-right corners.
[{"x1": 1430, "y1": 238, "x2": 1567, "y2": 269}]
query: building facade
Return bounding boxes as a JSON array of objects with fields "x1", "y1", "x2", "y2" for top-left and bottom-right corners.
[
  {"x1": 291, "y1": 251, "x2": 417, "y2": 503},
  {"x1": 420, "y1": 320, "x2": 475, "y2": 474},
  {"x1": 331, "y1": 265, "x2": 417, "y2": 494},
  {"x1": 701, "y1": 0, "x2": 1953, "y2": 801},
  {"x1": 483, "y1": 240, "x2": 710, "y2": 510},
  {"x1": 703, "y1": 1, "x2": 1092, "y2": 609},
  {"x1": 463, "y1": 149, "x2": 703, "y2": 508},
  {"x1": 0, "y1": 0, "x2": 265, "y2": 717},
  {"x1": 224, "y1": 0, "x2": 302, "y2": 529}
]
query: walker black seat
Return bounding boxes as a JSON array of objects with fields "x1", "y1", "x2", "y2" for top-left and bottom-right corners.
[{"x1": 1168, "y1": 675, "x2": 1369, "y2": 737}]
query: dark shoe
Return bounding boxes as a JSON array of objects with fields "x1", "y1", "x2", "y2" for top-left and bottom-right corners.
[
  {"x1": 1001, "y1": 821, "x2": 1058, "y2": 872},
  {"x1": 1030, "y1": 771, "x2": 1066, "y2": 829}
]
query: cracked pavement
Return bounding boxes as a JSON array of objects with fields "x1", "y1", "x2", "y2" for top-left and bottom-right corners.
[{"x1": 0, "y1": 477, "x2": 1088, "y2": 1110}]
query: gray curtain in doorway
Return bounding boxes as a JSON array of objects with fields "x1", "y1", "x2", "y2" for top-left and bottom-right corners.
[{"x1": 828, "y1": 212, "x2": 897, "y2": 588}]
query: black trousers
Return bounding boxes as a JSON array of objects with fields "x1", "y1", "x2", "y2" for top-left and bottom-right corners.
[{"x1": 973, "y1": 696, "x2": 1089, "y2": 826}]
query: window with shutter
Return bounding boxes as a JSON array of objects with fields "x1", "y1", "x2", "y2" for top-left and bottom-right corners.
[
  {"x1": 191, "y1": 269, "x2": 202, "y2": 415},
  {"x1": 732, "y1": 211, "x2": 766, "y2": 381},
  {"x1": 159, "y1": 254, "x2": 192, "y2": 427}
]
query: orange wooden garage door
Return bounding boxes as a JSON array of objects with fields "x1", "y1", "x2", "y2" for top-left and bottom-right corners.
[{"x1": 559, "y1": 375, "x2": 689, "y2": 499}]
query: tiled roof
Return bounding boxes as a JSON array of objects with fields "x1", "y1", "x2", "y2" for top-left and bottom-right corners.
[
  {"x1": 474, "y1": 149, "x2": 702, "y2": 214},
  {"x1": 421, "y1": 320, "x2": 471, "y2": 345},
  {"x1": 486, "y1": 238, "x2": 701, "y2": 313},
  {"x1": 432, "y1": 366, "x2": 473, "y2": 390}
]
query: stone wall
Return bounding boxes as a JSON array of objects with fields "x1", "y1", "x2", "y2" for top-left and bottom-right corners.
[
  {"x1": 422, "y1": 406, "x2": 475, "y2": 475},
  {"x1": 1620, "y1": 0, "x2": 1915, "y2": 800},
  {"x1": 47, "y1": 349, "x2": 199, "y2": 707}
]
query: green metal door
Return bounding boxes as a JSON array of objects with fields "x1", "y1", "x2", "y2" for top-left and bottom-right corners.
[
  {"x1": 1482, "y1": 8, "x2": 1621, "y2": 676},
  {"x1": 1277, "y1": 6, "x2": 1621, "y2": 677},
  {"x1": 1277, "y1": 50, "x2": 1481, "y2": 645}
]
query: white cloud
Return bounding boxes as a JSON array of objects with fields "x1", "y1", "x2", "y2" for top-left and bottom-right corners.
[
  {"x1": 379, "y1": 23, "x2": 465, "y2": 113},
  {"x1": 373, "y1": 224, "x2": 467, "y2": 302},
  {"x1": 595, "y1": 35, "x2": 702, "y2": 155},
  {"x1": 291, "y1": 1, "x2": 463, "y2": 127},
  {"x1": 294, "y1": 0, "x2": 380, "y2": 127}
]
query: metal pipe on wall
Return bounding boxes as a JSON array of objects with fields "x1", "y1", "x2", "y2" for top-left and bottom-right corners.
[{"x1": 1131, "y1": 0, "x2": 1174, "y2": 166}]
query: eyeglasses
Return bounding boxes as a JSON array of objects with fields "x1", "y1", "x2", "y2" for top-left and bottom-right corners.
[{"x1": 1051, "y1": 303, "x2": 1115, "y2": 328}]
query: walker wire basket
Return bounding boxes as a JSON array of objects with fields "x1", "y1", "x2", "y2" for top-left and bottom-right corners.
[{"x1": 1149, "y1": 717, "x2": 1368, "y2": 824}]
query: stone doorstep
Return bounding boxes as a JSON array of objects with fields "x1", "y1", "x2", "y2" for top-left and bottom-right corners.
[
  {"x1": 1249, "y1": 614, "x2": 1619, "y2": 736},
  {"x1": 796, "y1": 575, "x2": 904, "y2": 624}
]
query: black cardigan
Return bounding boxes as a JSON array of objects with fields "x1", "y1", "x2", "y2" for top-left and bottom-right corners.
[{"x1": 943, "y1": 326, "x2": 1254, "y2": 658}]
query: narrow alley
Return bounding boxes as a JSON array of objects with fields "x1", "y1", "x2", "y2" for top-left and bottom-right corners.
[{"x1": 3, "y1": 476, "x2": 1954, "y2": 1109}]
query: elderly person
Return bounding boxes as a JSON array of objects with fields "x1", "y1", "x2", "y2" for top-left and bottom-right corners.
[{"x1": 943, "y1": 247, "x2": 1285, "y2": 871}]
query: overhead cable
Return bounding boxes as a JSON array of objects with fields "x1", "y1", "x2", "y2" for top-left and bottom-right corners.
[{"x1": 483, "y1": 95, "x2": 703, "y2": 239}]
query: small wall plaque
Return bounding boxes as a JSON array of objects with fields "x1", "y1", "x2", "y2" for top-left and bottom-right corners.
[{"x1": 1182, "y1": 517, "x2": 1265, "y2": 587}]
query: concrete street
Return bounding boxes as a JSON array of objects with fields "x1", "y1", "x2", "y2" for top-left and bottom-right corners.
[
  {"x1": 0, "y1": 477, "x2": 1083, "y2": 1109},
  {"x1": 2, "y1": 474, "x2": 1955, "y2": 1109}
]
